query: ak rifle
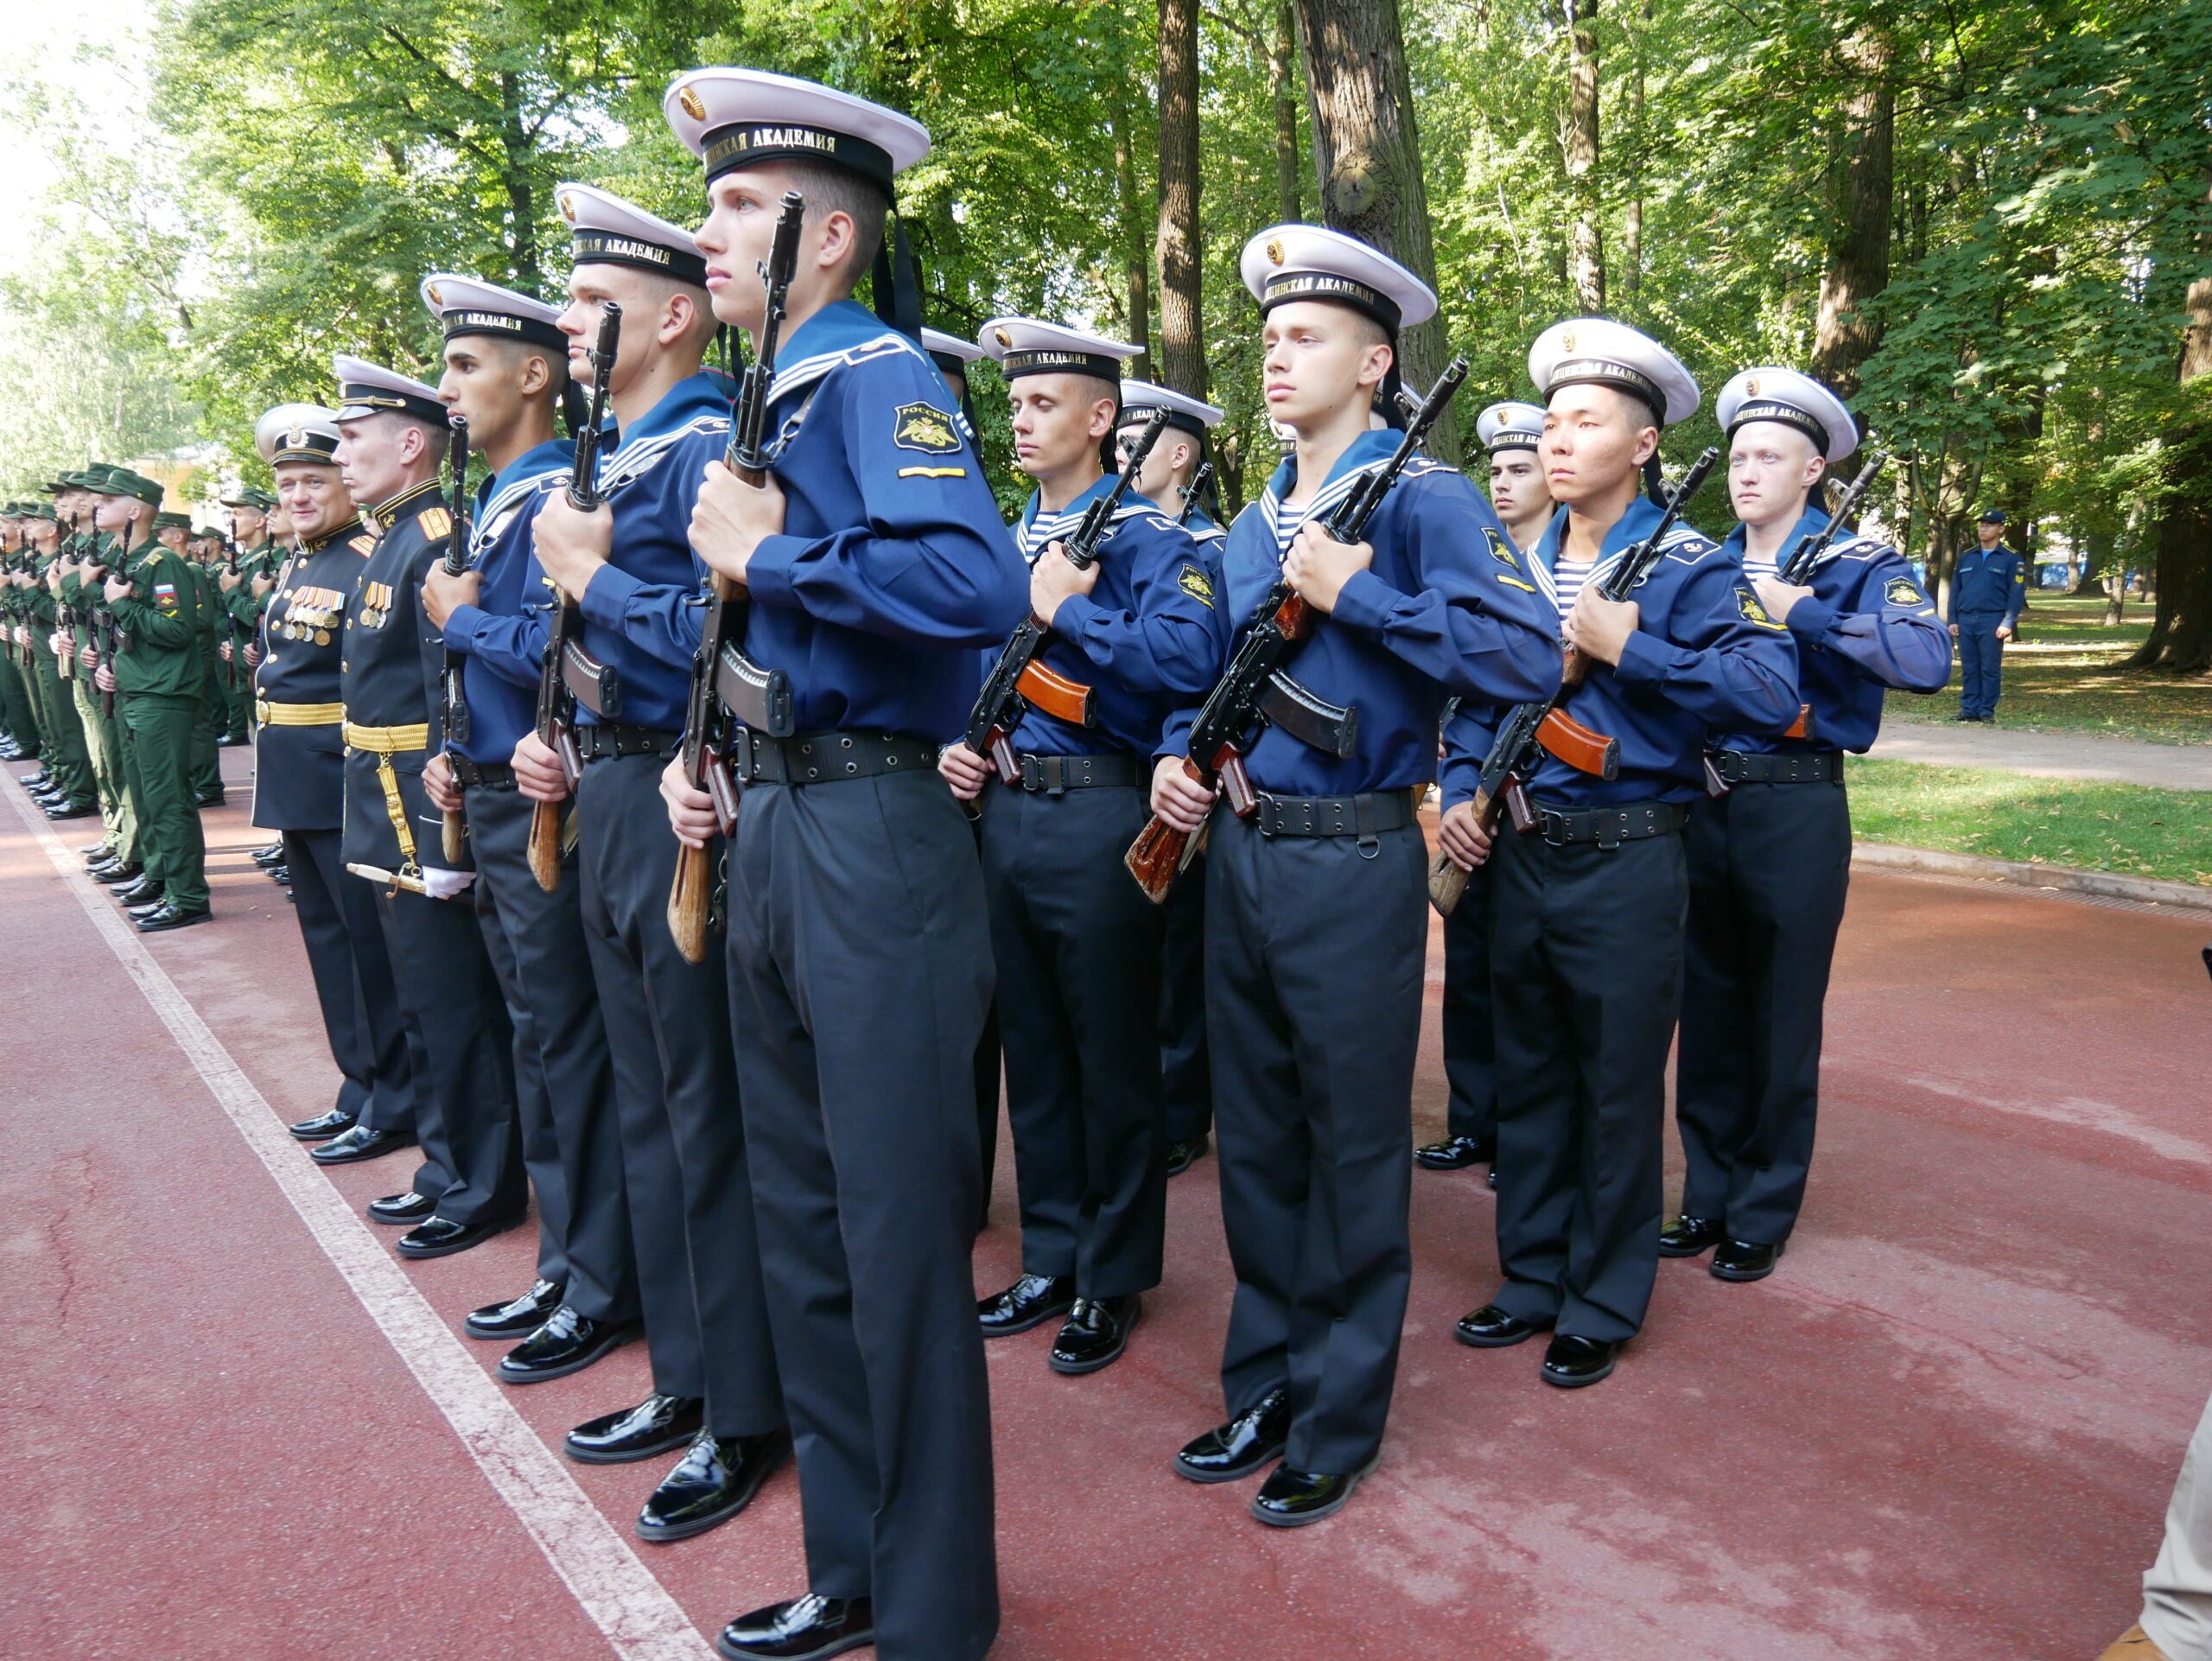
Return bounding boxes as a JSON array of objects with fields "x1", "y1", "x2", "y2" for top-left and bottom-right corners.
[
  {"x1": 963, "y1": 405, "x2": 1172, "y2": 786},
  {"x1": 1427, "y1": 446, "x2": 1719, "y2": 915},
  {"x1": 1765, "y1": 449, "x2": 1889, "y2": 748},
  {"x1": 527, "y1": 302, "x2": 620, "y2": 893},
  {"x1": 437, "y1": 414, "x2": 472, "y2": 863},
  {"x1": 1124, "y1": 357, "x2": 1470, "y2": 904},
  {"x1": 1175, "y1": 461, "x2": 1214, "y2": 527},
  {"x1": 667, "y1": 191, "x2": 804, "y2": 964}
]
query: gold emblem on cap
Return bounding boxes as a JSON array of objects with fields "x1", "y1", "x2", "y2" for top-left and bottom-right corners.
[
  {"x1": 559, "y1": 193, "x2": 576, "y2": 223},
  {"x1": 994, "y1": 328, "x2": 1013, "y2": 348},
  {"x1": 1745, "y1": 375, "x2": 1761, "y2": 397},
  {"x1": 285, "y1": 429, "x2": 305, "y2": 450},
  {"x1": 426, "y1": 282, "x2": 443, "y2": 307},
  {"x1": 1265, "y1": 239, "x2": 1285, "y2": 265},
  {"x1": 677, "y1": 86, "x2": 706, "y2": 121},
  {"x1": 1560, "y1": 328, "x2": 1578, "y2": 353}
]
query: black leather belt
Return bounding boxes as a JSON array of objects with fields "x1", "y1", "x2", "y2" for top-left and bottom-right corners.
[
  {"x1": 1522, "y1": 799, "x2": 1692, "y2": 849},
  {"x1": 1012, "y1": 752, "x2": 1141, "y2": 793},
  {"x1": 576, "y1": 722, "x2": 677, "y2": 761},
  {"x1": 732, "y1": 728, "x2": 938, "y2": 786},
  {"x1": 1251, "y1": 787, "x2": 1420, "y2": 848},
  {"x1": 1707, "y1": 749, "x2": 1843, "y2": 785},
  {"x1": 449, "y1": 756, "x2": 516, "y2": 790}
]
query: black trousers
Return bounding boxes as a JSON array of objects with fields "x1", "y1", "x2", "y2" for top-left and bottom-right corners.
[
  {"x1": 1439, "y1": 860, "x2": 1497, "y2": 1143},
  {"x1": 1489, "y1": 824, "x2": 1686, "y2": 1344},
  {"x1": 282, "y1": 828, "x2": 420, "y2": 1156},
  {"x1": 375, "y1": 881, "x2": 527, "y2": 1228},
  {"x1": 576, "y1": 754, "x2": 779, "y2": 1437},
  {"x1": 468, "y1": 785, "x2": 640, "y2": 1323},
  {"x1": 726, "y1": 768, "x2": 997, "y2": 1661},
  {"x1": 1160, "y1": 849, "x2": 1212, "y2": 1145},
  {"x1": 1675, "y1": 780, "x2": 1851, "y2": 1244},
  {"x1": 979, "y1": 782, "x2": 1166, "y2": 1300},
  {"x1": 1206, "y1": 809, "x2": 1424, "y2": 1475}
]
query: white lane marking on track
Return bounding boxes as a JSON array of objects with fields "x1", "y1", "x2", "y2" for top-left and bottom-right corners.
[{"x1": 2, "y1": 785, "x2": 714, "y2": 1661}]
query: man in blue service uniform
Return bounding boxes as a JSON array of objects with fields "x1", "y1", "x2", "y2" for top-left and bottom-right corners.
[
  {"x1": 944, "y1": 321, "x2": 1230, "y2": 1377},
  {"x1": 658, "y1": 66, "x2": 1027, "y2": 1661},
  {"x1": 1948, "y1": 506, "x2": 2025, "y2": 722},
  {"x1": 1114, "y1": 377, "x2": 1229, "y2": 1181},
  {"x1": 331, "y1": 356, "x2": 528, "y2": 1260},
  {"x1": 1419, "y1": 398, "x2": 1556, "y2": 1184},
  {"x1": 418, "y1": 272, "x2": 643, "y2": 1382},
  {"x1": 1150, "y1": 225, "x2": 1559, "y2": 1526},
  {"x1": 1663, "y1": 367, "x2": 1950, "y2": 1281},
  {"x1": 249, "y1": 406, "x2": 424, "y2": 1173},
  {"x1": 1443, "y1": 319, "x2": 1799, "y2": 1388},
  {"x1": 510, "y1": 181, "x2": 791, "y2": 1547}
]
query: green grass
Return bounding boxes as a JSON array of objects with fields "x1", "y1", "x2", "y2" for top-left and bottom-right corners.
[
  {"x1": 1882, "y1": 594, "x2": 2211, "y2": 746},
  {"x1": 1847, "y1": 756, "x2": 2212, "y2": 887}
]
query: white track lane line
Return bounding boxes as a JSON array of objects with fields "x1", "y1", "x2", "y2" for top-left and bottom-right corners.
[{"x1": 4, "y1": 781, "x2": 714, "y2": 1661}]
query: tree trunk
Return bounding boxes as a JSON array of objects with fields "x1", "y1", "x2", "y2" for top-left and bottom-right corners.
[
  {"x1": 1621, "y1": 0, "x2": 1649, "y2": 305},
  {"x1": 1294, "y1": 0, "x2": 1460, "y2": 462},
  {"x1": 1272, "y1": 0, "x2": 1301, "y2": 224},
  {"x1": 1564, "y1": 0, "x2": 1604, "y2": 313},
  {"x1": 1110, "y1": 13, "x2": 1152, "y2": 360},
  {"x1": 499, "y1": 71, "x2": 537, "y2": 288},
  {"x1": 2126, "y1": 172, "x2": 2212, "y2": 675},
  {"x1": 1155, "y1": 0, "x2": 1205, "y2": 400},
  {"x1": 1810, "y1": 23, "x2": 1893, "y2": 398}
]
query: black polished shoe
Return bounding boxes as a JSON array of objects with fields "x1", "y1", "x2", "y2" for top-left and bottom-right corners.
[
  {"x1": 1048, "y1": 1294, "x2": 1140, "y2": 1375},
  {"x1": 1251, "y1": 1458, "x2": 1376, "y2": 1528},
  {"x1": 46, "y1": 801, "x2": 98, "y2": 819},
  {"x1": 636, "y1": 1427, "x2": 791, "y2": 1544},
  {"x1": 500, "y1": 1307, "x2": 637, "y2": 1384},
  {"x1": 465, "y1": 1277, "x2": 566, "y2": 1340},
  {"x1": 366, "y1": 1189, "x2": 436, "y2": 1226},
  {"x1": 1487, "y1": 1164, "x2": 1498, "y2": 1190},
  {"x1": 287, "y1": 1105, "x2": 358, "y2": 1142},
  {"x1": 976, "y1": 1271, "x2": 1076, "y2": 1337},
  {"x1": 1414, "y1": 1133, "x2": 1496, "y2": 1172},
  {"x1": 308, "y1": 1123, "x2": 416, "y2": 1165},
  {"x1": 1166, "y1": 1134, "x2": 1209, "y2": 1176},
  {"x1": 1174, "y1": 1386, "x2": 1289, "y2": 1484},
  {"x1": 113, "y1": 875, "x2": 163, "y2": 904},
  {"x1": 1453, "y1": 1302, "x2": 1552, "y2": 1349},
  {"x1": 1540, "y1": 1334, "x2": 1619, "y2": 1389},
  {"x1": 196, "y1": 792, "x2": 226, "y2": 808},
  {"x1": 1658, "y1": 1214, "x2": 1724, "y2": 1257},
  {"x1": 76, "y1": 839, "x2": 111, "y2": 856},
  {"x1": 125, "y1": 900, "x2": 170, "y2": 924},
  {"x1": 715, "y1": 1594, "x2": 874, "y2": 1661},
  {"x1": 395, "y1": 1211, "x2": 524, "y2": 1260},
  {"x1": 1711, "y1": 1238, "x2": 1784, "y2": 1282},
  {"x1": 86, "y1": 859, "x2": 129, "y2": 882},
  {"x1": 252, "y1": 842, "x2": 287, "y2": 866},
  {"x1": 566, "y1": 1394, "x2": 705, "y2": 1466},
  {"x1": 137, "y1": 903, "x2": 212, "y2": 932},
  {"x1": 20, "y1": 771, "x2": 52, "y2": 789},
  {"x1": 270, "y1": 866, "x2": 291, "y2": 886}
]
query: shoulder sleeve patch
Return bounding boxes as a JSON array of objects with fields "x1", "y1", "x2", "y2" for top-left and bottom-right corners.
[
  {"x1": 1484, "y1": 526, "x2": 1520, "y2": 571},
  {"x1": 893, "y1": 401, "x2": 961, "y2": 455},
  {"x1": 420, "y1": 507, "x2": 452, "y2": 538},
  {"x1": 1737, "y1": 586, "x2": 1788, "y2": 630},
  {"x1": 1885, "y1": 576, "x2": 1928, "y2": 608},
  {"x1": 1177, "y1": 563, "x2": 1216, "y2": 608}
]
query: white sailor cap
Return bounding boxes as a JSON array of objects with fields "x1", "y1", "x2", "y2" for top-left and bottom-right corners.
[
  {"x1": 420, "y1": 273, "x2": 568, "y2": 353},
  {"x1": 555, "y1": 182, "x2": 709, "y2": 287},
  {"x1": 978, "y1": 318, "x2": 1142, "y2": 385},
  {"x1": 1529, "y1": 318, "x2": 1698, "y2": 427},
  {"x1": 1716, "y1": 366, "x2": 1857, "y2": 463},
  {"x1": 1116, "y1": 379, "x2": 1223, "y2": 438},
  {"x1": 1476, "y1": 400, "x2": 1548, "y2": 454},
  {"x1": 922, "y1": 328, "x2": 985, "y2": 374},
  {"x1": 663, "y1": 68, "x2": 930, "y2": 192},
  {"x1": 257, "y1": 403, "x2": 343, "y2": 467},
  {"x1": 1239, "y1": 224, "x2": 1438, "y2": 333},
  {"x1": 332, "y1": 355, "x2": 446, "y2": 425}
]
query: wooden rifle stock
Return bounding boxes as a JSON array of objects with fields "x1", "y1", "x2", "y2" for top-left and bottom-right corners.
[
  {"x1": 526, "y1": 799, "x2": 564, "y2": 892},
  {"x1": 668, "y1": 837, "x2": 715, "y2": 964}
]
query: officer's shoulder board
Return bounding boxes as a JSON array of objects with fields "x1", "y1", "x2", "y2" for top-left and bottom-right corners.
[
  {"x1": 346, "y1": 534, "x2": 376, "y2": 557},
  {"x1": 420, "y1": 506, "x2": 452, "y2": 539}
]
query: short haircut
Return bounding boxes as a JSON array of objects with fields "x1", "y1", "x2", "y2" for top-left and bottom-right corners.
[
  {"x1": 783, "y1": 159, "x2": 891, "y2": 280},
  {"x1": 396, "y1": 413, "x2": 451, "y2": 466}
]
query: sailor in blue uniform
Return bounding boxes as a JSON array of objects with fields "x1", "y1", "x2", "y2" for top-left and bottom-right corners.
[
  {"x1": 515, "y1": 182, "x2": 791, "y2": 1545},
  {"x1": 1948, "y1": 507, "x2": 2025, "y2": 721},
  {"x1": 1418, "y1": 398, "x2": 1556, "y2": 1184},
  {"x1": 943, "y1": 323, "x2": 1230, "y2": 1378},
  {"x1": 1150, "y1": 225, "x2": 1559, "y2": 1526},
  {"x1": 416, "y1": 272, "x2": 642, "y2": 1380},
  {"x1": 1665, "y1": 368, "x2": 1950, "y2": 1280},
  {"x1": 660, "y1": 66, "x2": 1027, "y2": 1661},
  {"x1": 1443, "y1": 318, "x2": 1799, "y2": 1388},
  {"x1": 249, "y1": 408, "x2": 424, "y2": 1179},
  {"x1": 1115, "y1": 377, "x2": 1227, "y2": 1180}
]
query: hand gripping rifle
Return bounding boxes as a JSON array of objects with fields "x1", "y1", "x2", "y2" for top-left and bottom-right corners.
[
  {"x1": 527, "y1": 302, "x2": 620, "y2": 892},
  {"x1": 1765, "y1": 449, "x2": 1889, "y2": 748},
  {"x1": 437, "y1": 413, "x2": 473, "y2": 864},
  {"x1": 1175, "y1": 461, "x2": 1214, "y2": 527},
  {"x1": 1428, "y1": 446, "x2": 1719, "y2": 915},
  {"x1": 1124, "y1": 357, "x2": 1470, "y2": 904},
  {"x1": 666, "y1": 190, "x2": 805, "y2": 965},
  {"x1": 963, "y1": 406, "x2": 1172, "y2": 786}
]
